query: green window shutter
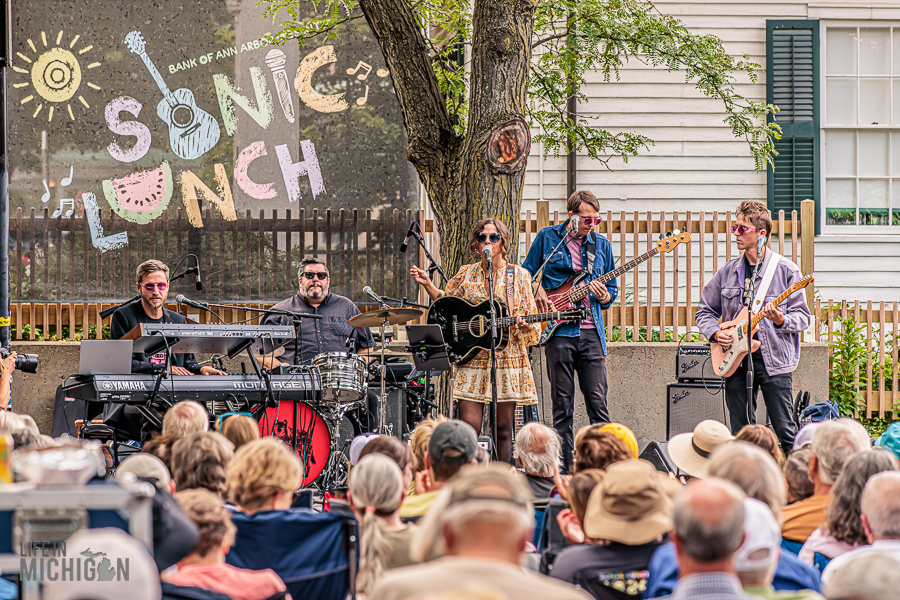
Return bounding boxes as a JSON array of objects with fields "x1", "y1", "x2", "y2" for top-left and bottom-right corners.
[{"x1": 766, "y1": 20, "x2": 820, "y2": 235}]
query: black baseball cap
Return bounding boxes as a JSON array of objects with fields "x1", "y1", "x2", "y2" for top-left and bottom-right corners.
[{"x1": 428, "y1": 420, "x2": 478, "y2": 464}]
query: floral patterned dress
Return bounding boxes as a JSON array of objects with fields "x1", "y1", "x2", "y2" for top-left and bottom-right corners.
[{"x1": 442, "y1": 262, "x2": 539, "y2": 405}]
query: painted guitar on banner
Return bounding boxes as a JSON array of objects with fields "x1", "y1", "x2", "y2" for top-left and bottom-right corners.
[
  {"x1": 538, "y1": 230, "x2": 692, "y2": 346},
  {"x1": 710, "y1": 273, "x2": 815, "y2": 377},
  {"x1": 124, "y1": 31, "x2": 221, "y2": 160}
]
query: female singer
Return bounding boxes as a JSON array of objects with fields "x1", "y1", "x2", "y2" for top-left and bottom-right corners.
[{"x1": 410, "y1": 218, "x2": 539, "y2": 463}]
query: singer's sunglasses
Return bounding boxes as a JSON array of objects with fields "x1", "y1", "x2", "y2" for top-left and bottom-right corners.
[
  {"x1": 141, "y1": 282, "x2": 169, "y2": 292},
  {"x1": 731, "y1": 225, "x2": 761, "y2": 236},
  {"x1": 578, "y1": 216, "x2": 604, "y2": 226},
  {"x1": 302, "y1": 272, "x2": 329, "y2": 280},
  {"x1": 476, "y1": 232, "x2": 502, "y2": 244}
]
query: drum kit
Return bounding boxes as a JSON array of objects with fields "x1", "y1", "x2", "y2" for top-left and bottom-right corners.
[{"x1": 260, "y1": 306, "x2": 432, "y2": 490}]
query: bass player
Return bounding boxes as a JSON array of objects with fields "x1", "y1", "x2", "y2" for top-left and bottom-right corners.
[
  {"x1": 695, "y1": 200, "x2": 810, "y2": 454},
  {"x1": 410, "y1": 218, "x2": 539, "y2": 464},
  {"x1": 522, "y1": 190, "x2": 617, "y2": 473}
]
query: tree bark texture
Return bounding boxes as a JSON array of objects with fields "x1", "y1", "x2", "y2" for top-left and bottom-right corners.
[{"x1": 358, "y1": 0, "x2": 536, "y2": 278}]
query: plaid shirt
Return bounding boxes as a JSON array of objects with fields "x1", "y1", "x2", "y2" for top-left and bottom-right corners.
[{"x1": 662, "y1": 572, "x2": 759, "y2": 600}]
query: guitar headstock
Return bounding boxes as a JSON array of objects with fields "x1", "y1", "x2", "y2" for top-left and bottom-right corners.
[
  {"x1": 656, "y1": 229, "x2": 692, "y2": 253},
  {"x1": 790, "y1": 273, "x2": 815, "y2": 293},
  {"x1": 124, "y1": 31, "x2": 146, "y2": 55}
]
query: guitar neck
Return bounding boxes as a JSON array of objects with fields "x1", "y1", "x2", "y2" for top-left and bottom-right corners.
[
  {"x1": 138, "y1": 50, "x2": 172, "y2": 99},
  {"x1": 568, "y1": 247, "x2": 660, "y2": 303},
  {"x1": 749, "y1": 285, "x2": 799, "y2": 329},
  {"x1": 497, "y1": 310, "x2": 580, "y2": 328}
]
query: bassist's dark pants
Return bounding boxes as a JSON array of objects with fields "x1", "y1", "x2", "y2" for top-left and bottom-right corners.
[
  {"x1": 545, "y1": 328, "x2": 609, "y2": 472},
  {"x1": 724, "y1": 350, "x2": 796, "y2": 453}
]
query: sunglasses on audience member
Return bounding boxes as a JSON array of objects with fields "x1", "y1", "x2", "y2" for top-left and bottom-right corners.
[
  {"x1": 302, "y1": 272, "x2": 329, "y2": 280},
  {"x1": 476, "y1": 233, "x2": 502, "y2": 244},
  {"x1": 731, "y1": 225, "x2": 761, "y2": 236},
  {"x1": 578, "y1": 216, "x2": 603, "y2": 226},
  {"x1": 142, "y1": 282, "x2": 169, "y2": 292}
]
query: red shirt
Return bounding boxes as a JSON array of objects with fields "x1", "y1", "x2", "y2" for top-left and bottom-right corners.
[
  {"x1": 167, "y1": 563, "x2": 289, "y2": 600},
  {"x1": 566, "y1": 236, "x2": 595, "y2": 329}
]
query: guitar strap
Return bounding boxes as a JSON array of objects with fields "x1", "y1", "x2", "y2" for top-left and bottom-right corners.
[
  {"x1": 506, "y1": 265, "x2": 516, "y2": 315},
  {"x1": 584, "y1": 233, "x2": 596, "y2": 276},
  {"x1": 751, "y1": 249, "x2": 783, "y2": 314}
]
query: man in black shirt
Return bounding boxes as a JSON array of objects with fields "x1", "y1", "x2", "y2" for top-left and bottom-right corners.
[
  {"x1": 110, "y1": 259, "x2": 224, "y2": 376},
  {"x1": 260, "y1": 258, "x2": 378, "y2": 430}
]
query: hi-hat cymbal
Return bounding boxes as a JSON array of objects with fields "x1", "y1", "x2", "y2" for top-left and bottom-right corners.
[{"x1": 348, "y1": 308, "x2": 422, "y2": 328}]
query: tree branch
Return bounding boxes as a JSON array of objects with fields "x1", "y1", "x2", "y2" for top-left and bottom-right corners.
[{"x1": 357, "y1": 0, "x2": 459, "y2": 183}]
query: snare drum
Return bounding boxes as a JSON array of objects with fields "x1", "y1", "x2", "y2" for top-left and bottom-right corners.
[{"x1": 313, "y1": 352, "x2": 368, "y2": 403}]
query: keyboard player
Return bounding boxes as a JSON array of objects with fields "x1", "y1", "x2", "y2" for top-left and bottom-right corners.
[{"x1": 110, "y1": 260, "x2": 226, "y2": 376}]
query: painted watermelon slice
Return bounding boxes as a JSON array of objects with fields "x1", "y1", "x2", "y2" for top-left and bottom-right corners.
[{"x1": 102, "y1": 161, "x2": 173, "y2": 225}]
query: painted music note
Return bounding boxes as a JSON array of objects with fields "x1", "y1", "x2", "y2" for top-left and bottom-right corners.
[
  {"x1": 40, "y1": 180, "x2": 51, "y2": 203},
  {"x1": 52, "y1": 198, "x2": 74, "y2": 219},
  {"x1": 376, "y1": 68, "x2": 389, "y2": 78},
  {"x1": 346, "y1": 61, "x2": 372, "y2": 81},
  {"x1": 356, "y1": 85, "x2": 370, "y2": 106},
  {"x1": 60, "y1": 165, "x2": 74, "y2": 187}
]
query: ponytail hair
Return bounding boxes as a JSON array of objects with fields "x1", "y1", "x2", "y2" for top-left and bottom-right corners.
[{"x1": 349, "y1": 454, "x2": 405, "y2": 594}]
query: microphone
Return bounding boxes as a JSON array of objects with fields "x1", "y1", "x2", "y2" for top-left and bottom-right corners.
[
  {"x1": 757, "y1": 234, "x2": 767, "y2": 256},
  {"x1": 195, "y1": 267, "x2": 203, "y2": 291},
  {"x1": 363, "y1": 286, "x2": 384, "y2": 306},
  {"x1": 175, "y1": 294, "x2": 209, "y2": 311},
  {"x1": 399, "y1": 222, "x2": 418, "y2": 254},
  {"x1": 483, "y1": 246, "x2": 492, "y2": 263},
  {"x1": 569, "y1": 214, "x2": 582, "y2": 237}
]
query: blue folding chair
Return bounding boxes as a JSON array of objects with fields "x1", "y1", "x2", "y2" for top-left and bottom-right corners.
[
  {"x1": 227, "y1": 508, "x2": 357, "y2": 600},
  {"x1": 812, "y1": 552, "x2": 832, "y2": 574},
  {"x1": 781, "y1": 538, "x2": 804, "y2": 556}
]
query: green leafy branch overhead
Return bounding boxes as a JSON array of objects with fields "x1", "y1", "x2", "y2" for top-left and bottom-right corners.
[{"x1": 258, "y1": 0, "x2": 781, "y2": 171}]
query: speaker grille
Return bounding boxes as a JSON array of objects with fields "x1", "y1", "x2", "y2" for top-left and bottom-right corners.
[{"x1": 666, "y1": 382, "x2": 726, "y2": 439}]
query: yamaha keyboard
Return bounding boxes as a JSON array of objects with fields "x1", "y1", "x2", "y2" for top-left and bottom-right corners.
[{"x1": 63, "y1": 372, "x2": 322, "y2": 405}]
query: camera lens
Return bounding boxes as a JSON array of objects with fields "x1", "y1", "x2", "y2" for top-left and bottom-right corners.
[{"x1": 13, "y1": 354, "x2": 38, "y2": 374}]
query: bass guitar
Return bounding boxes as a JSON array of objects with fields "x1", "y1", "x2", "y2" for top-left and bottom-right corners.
[
  {"x1": 427, "y1": 296, "x2": 587, "y2": 365},
  {"x1": 539, "y1": 230, "x2": 691, "y2": 345},
  {"x1": 710, "y1": 273, "x2": 814, "y2": 377}
]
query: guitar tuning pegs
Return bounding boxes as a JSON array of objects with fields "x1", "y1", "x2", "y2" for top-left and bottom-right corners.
[
  {"x1": 665, "y1": 231, "x2": 672, "y2": 237},
  {"x1": 673, "y1": 228, "x2": 681, "y2": 235}
]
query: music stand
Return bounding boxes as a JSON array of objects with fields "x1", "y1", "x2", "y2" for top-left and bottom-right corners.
[{"x1": 405, "y1": 325, "x2": 452, "y2": 424}]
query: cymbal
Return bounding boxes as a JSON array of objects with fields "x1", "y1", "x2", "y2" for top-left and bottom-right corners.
[{"x1": 348, "y1": 308, "x2": 422, "y2": 328}]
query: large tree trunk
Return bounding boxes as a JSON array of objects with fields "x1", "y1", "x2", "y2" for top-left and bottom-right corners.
[{"x1": 358, "y1": 0, "x2": 536, "y2": 277}]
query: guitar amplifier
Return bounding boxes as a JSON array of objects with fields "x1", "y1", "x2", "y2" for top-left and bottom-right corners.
[
  {"x1": 675, "y1": 343, "x2": 722, "y2": 382},
  {"x1": 666, "y1": 381, "x2": 726, "y2": 439}
]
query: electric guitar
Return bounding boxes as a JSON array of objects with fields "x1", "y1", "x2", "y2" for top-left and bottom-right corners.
[
  {"x1": 427, "y1": 296, "x2": 587, "y2": 365},
  {"x1": 124, "y1": 31, "x2": 221, "y2": 160},
  {"x1": 538, "y1": 230, "x2": 692, "y2": 346},
  {"x1": 710, "y1": 273, "x2": 814, "y2": 377}
]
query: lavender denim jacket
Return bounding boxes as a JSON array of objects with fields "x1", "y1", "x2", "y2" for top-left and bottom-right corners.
[{"x1": 695, "y1": 250, "x2": 811, "y2": 376}]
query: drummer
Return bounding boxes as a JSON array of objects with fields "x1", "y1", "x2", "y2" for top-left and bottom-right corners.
[{"x1": 260, "y1": 258, "x2": 378, "y2": 430}]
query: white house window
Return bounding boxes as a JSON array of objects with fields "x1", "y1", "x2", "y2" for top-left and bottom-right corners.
[{"x1": 823, "y1": 26, "x2": 900, "y2": 228}]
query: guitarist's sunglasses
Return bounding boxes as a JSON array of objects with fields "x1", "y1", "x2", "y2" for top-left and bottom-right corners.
[
  {"x1": 579, "y1": 217, "x2": 603, "y2": 226},
  {"x1": 731, "y1": 225, "x2": 761, "y2": 236},
  {"x1": 476, "y1": 233, "x2": 502, "y2": 243}
]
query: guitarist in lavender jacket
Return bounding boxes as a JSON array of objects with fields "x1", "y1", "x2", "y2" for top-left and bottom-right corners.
[
  {"x1": 523, "y1": 190, "x2": 617, "y2": 473},
  {"x1": 695, "y1": 200, "x2": 811, "y2": 453}
]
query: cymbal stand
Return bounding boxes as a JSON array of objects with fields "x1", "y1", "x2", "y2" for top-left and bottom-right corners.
[{"x1": 379, "y1": 315, "x2": 389, "y2": 435}]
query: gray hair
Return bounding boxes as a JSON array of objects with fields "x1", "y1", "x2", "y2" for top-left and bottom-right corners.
[
  {"x1": 442, "y1": 499, "x2": 533, "y2": 546},
  {"x1": 673, "y1": 478, "x2": 746, "y2": 563},
  {"x1": 298, "y1": 258, "x2": 329, "y2": 279},
  {"x1": 162, "y1": 401, "x2": 210, "y2": 438},
  {"x1": 514, "y1": 422, "x2": 560, "y2": 477},
  {"x1": 860, "y1": 471, "x2": 900, "y2": 540},
  {"x1": 708, "y1": 441, "x2": 787, "y2": 525},
  {"x1": 349, "y1": 454, "x2": 405, "y2": 595},
  {"x1": 811, "y1": 419, "x2": 870, "y2": 485}
]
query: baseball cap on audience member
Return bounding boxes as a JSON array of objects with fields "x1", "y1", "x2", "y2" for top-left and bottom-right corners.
[
  {"x1": 600, "y1": 423, "x2": 639, "y2": 459},
  {"x1": 115, "y1": 453, "x2": 171, "y2": 488},
  {"x1": 349, "y1": 433, "x2": 381, "y2": 466},
  {"x1": 667, "y1": 420, "x2": 733, "y2": 478},
  {"x1": 874, "y1": 422, "x2": 900, "y2": 460},
  {"x1": 793, "y1": 422, "x2": 821, "y2": 450},
  {"x1": 429, "y1": 420, "x2": 478, "y2": 464},
  {"x1": 42, "y1": 528, "x2": 161, "y2": 600},
  {"x1": 823, "y1": 552, "x2": 900, "y2": 600},
  {"x1": 583, "y1": 458, "x2": 678, "y2": 544},
  {"x1": 734, "y1": 498, "x2": 781, "y2": 572}
]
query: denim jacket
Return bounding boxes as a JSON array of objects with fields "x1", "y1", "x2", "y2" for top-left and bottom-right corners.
[
  {"x1": 695, "y1": 250, "x2": 811, "y2": 376},
  {"x1": 522, "y1": 222, "x2": 618, "y2": 354}
]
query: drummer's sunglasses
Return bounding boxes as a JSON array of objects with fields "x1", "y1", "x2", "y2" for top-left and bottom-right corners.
[
  {"x1": 302, "y1": 272, "x2": 329, "y2": 280},
  {"x1": 476, "y1": 233, "x2": 502, "y2": 243}
]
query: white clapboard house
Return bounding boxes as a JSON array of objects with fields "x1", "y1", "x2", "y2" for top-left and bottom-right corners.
[{"x1": 521, "y1": 0, "x2": 900, "y2": 303}]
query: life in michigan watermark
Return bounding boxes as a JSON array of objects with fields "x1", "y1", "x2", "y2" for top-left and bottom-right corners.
[{"x1": 19, "y1": 541, "x2": 129, "y2": 582}]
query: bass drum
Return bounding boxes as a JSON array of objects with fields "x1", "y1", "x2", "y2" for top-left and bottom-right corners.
[{"x1": 259, "y1": 402, "x2": 332, "y2": 487}]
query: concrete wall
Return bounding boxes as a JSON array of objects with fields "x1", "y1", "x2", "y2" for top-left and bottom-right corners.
[{"x1": 11, "y1": 341, "x2": 829, "y2": 445}]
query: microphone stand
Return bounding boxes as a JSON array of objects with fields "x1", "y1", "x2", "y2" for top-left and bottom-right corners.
[
  {"x1": 744, "y1": 243, "x2": 765, "y2": 426},
  {"x1": 380, "y1": 295, "x2": 429, "y2": 310},
  {"x1": 484, "y1": 251, "x2": 500, "y2": 461},
  {"x1": 406, "y1": 223, "x2": 448, "y2": 285},
  {"x1": 531, "y1": 220, "x2": 574, "y2": 285}
]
